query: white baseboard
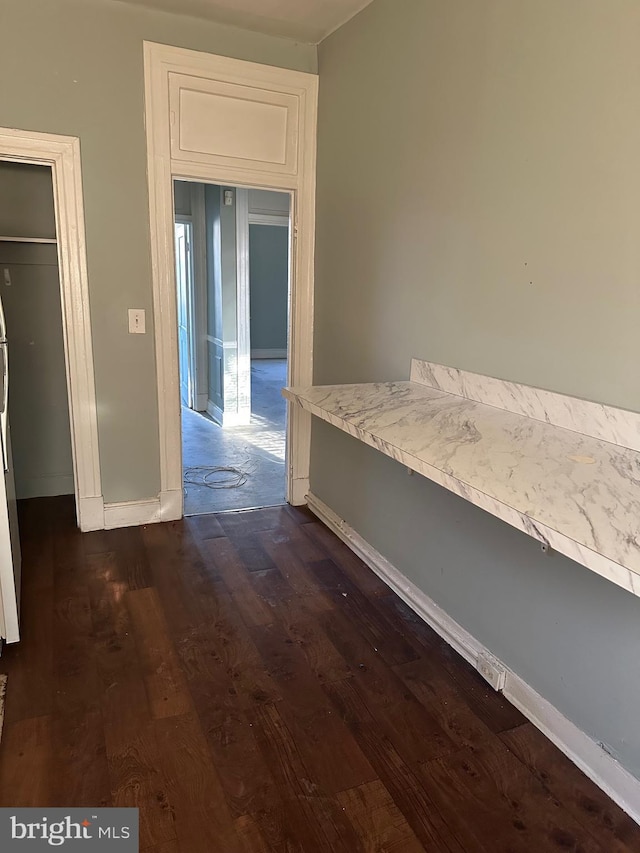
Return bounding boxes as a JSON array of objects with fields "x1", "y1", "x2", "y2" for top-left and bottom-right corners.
[
  {"x1": 251, "y1": 348, "x2": 287, "y2": 359},
  {"x1": 78, "y1": 495, "x2": 105, "y2": 532},
  {"x1": 103, "y1": 498, "x2": 162, "y2": 530},
  {"x1": 289, "y1": 476, "x2": 310, "y2": 507},
  {"x1": 306, "y1": 492, "x2": 640, "y2": 825},
  {"x1": 194, "y1": 392, "x2": 208, "y2": 412},
  {"x1": 159, "y1": 488, "x2": 182, "y2": 522}
]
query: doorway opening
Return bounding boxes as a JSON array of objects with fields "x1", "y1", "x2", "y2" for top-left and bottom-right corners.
[
  {"x1": 0, "y1": 160, "x2": 75, "y2": 642},
  {"x1": 173, "y1": 180, "x2": 291, "y2": 514}
]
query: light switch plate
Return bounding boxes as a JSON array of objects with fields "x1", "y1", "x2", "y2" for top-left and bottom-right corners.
[{"x1": 128, "y1": 309, "x2": 146, "y2": 334}]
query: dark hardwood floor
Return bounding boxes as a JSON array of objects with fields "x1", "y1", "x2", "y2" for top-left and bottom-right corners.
[{"x1": 0, "y1": 496, "x2": 638, "y2": 852}]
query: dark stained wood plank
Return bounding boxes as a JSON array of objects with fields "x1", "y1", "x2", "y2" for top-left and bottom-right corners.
[
  {"x1": 0, "y1": 715, "x2": 52, "y2": 807},
  {"x1": 202, "y1": 710, "x2": 281, "y2": 820},
  {"x1": 112, "y1": 524, "x2": 151, "y2": 590},
  {"x1": 302, "y1": 521, "x2": 392, "y2": 599},
  {"x1": 51, "y1": 708, "x2": 111, "y2": 808},
  {"x1": 325, "y1": 677, "x2": 465, "y2": 852},
  {"x1": 142, "y1": 522, "x2": 223, "y2": 633},
  {"x1": 283, "y1": 503, "x2": 317, "y2": 525},
  {"x1": 252, "y1": 702, "x2": 365, "y2": 853},
  {"x1": 501, "y1": 723, "x2": 640, "y2": 853},
  {"x1": 0, "y1": 580, "x2": 54, "y2": 724},
  {"x1": 173, "y1": 594, "x2": 281, "y2": 733},
  {"x1": 205, "y1": 536, "x2": 274, "y2": 627},
  {"x1": 234, "y1": 815, "x2": 271, "y2": 853},
  {"x1": 259, "y1": 530, "x2": 333, "y2": 612},
  {"x1": 307, "y1": 559, "x2": 420, "y2": 667},
  {"x1": 394, "y1": 657, "x2": 495, "y2": 751},
  {"x1": 251, "y1": 621, "x2": 377, "y2": 794},
  {"x1": 429, "y1": 738, "x2": 604, "y2": 853},
  {"x1": 337, "y1": 779, "x2": 425, "y2": 853},
  {"x1": 126, "y1": 587, "x2": 192, "y2": 719},
  {"x1": 418, "y1": 744, "x2": 541, "y2": 852},
  {"x1": 108, "y1": 727, "x2": 177, "y2": 850},
  {"x1": 267, "y1": 590, "x2": 352, "y2": 684},
  {"x1": 185, "y1": 512, "x2": 226, "y2": 541},
  {"x1": 144, "y1": 842, "x2": 182, "y2": 853},
  {"x1": 154, "y1": 712, "x2": 242, "y2": 853}
]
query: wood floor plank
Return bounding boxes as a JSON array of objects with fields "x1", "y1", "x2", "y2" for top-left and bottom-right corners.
[
  {"x1": 108, "y1": 726, "x2": 177, "y2": 850},
  {"x1": 153, "y1": 712, "x2": 242, "y2": 853},
  {"x1": 258, "y1": 531, "x2": 333, "y2": 612},
  {"x1": 251, "y1": 621, "x2": 377, "y2": 794},
  {"x1": 0, "y1": 716, "x2": 52, "y2": 807},
  {"x1": 88, "y1": 551, "x2": 152, "y2": 756},
  {"x1": 337, "y1": 779, "x2": 426, "y2": 853},
  {"x1": 185, "y1": 512, "x2": 226, "y2": 541},
  {"x1": 51, "y1": 708, "x2": 111, "y2": 808},
  {"x1": 202, "y1": 709, "x2": 281, "y2": 819},
  {"x1": 501, "y1": 723, "x2": 640, "y2": 852},
  {"x1": 234, "y1": 815, "x2": 271, "y2": 853},
  {"x1": 417, "y1": 749, "x2": 534, "y2": 853},
  {"x1": 252, "y1": 702, "x2": 365, "y2": 853},
  {"x1": 302, "y1": 522, "x2": 391, "y2": 599},
  {"x1": 126, "y1": 587, "x2": 192, "y2": 719},
  {"x1": 325, "y1": 677, "x2": 465, "y2": 852},
  {"x1": 394, "y1": 657, "x2": 496, "y2": 752},
  {"x1": 267, "y1": 590, "x2": 352, "y2": 684},
  {"x1": 307, "y1": 559, "x2": 420, "y2": 667},
  {"x1": 206, "y1": 537, "x2": 274, "y2": 627},
  {"x1": 431, "y1": 738, "x2": 604, "y2": 853}
]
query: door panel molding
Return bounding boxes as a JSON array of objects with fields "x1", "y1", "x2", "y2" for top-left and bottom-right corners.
[
  {"x1": 0, "y1": 128, "x2": 103, "y2": 532},
  {"x1": 144, "y1": 42, "x2": 318, "y2": 517}
]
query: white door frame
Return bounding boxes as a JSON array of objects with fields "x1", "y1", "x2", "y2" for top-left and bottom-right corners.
[
  {"x1": 143, "y1": 42, "x2": 318, "y2": 520},
  {"x1": 0, "y1": 128, "x2": 103, "y2": 532},
  {"x1": 174, "y1": 215, "x2": 197, "y2": 409}
]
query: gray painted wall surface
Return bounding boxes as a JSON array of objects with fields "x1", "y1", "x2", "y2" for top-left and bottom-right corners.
[
  {"x1": 0, "y1": 163, "x2": 74, "y2": 498},
  {"x1": 313, "y1": 0, "x2": 640, "y2": 779},
  {"x1": 249, "y1": 224, "x2": 288, "y2": 352},
  {"x1": 0, "y1": 162, "x2": 56, "y2": 239},
  {"x1": 0, "y1": 0, "x2": 316, "y2": 503}
]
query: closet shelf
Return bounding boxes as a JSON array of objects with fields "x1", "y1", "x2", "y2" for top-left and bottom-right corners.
[
  {"x1": 284, "y1": 358, "x2": 640, "y2": 598},
  {"x1": 0, "y1": 236, "x2": 57, "y2": 244}
]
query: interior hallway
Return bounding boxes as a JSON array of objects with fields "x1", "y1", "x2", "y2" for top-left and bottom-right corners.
[
  {"x1": 0, "y1": 496, "x2": 638, "y2": 852},
  {"x1": 182, "y1": 359, "x2": 287, "y2": 515}
]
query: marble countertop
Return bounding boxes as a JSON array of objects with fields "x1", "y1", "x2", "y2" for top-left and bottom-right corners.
[{"x1": 284, "y1": 377, "x2": 640, "y2": 597}]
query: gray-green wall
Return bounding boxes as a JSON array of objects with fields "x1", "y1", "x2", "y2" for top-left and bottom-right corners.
[
  {"x1": 249, "y1": 224, "x2": 289, "y2": 352},
  {"x1": 313, "y1": 0, "x2": 640, "y2": 779},
  {"x1": 0, "y1": 0, "x2": 315, "y2": 503},
  {"x1": 0, "y1": 163, "x2": 74, "y2": 499}
]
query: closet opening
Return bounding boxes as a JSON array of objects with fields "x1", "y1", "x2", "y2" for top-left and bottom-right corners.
[{"x1": 0, "y1": 160, "x2": 75, "y2": 643}]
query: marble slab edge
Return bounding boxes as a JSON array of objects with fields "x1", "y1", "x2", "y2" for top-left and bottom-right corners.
[
  {"x1": 284, "y1": 388, "x2": 640, "y2": 599},
  {"x1": 411, "y1": 359, "x2": 640, "y2": 453}
]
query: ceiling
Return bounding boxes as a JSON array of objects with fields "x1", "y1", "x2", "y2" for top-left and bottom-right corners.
[{"x1": 118, "y1": 0, "x2": 375, "y2": 43}]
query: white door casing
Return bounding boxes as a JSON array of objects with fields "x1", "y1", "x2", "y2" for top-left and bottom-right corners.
[
  {"x1": 0, "y1": 128, "x2": 103, "y2": 533},
  {"x1": 143, "y1": 43, "x2": 318, "y2": 519}
]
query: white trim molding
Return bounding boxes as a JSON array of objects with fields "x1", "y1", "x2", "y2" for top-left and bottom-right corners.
[
  {"x1": 0, "y1": 128, "x2": 103, "y2": 532},
  {"x1": 143, "y1": 43, "x2": 318, "y2": 518},
  {"x1": 104, "y1": 498, "x2": 161, "y2": 530},
  {"x1": 248, "y1": 213, "x2": 289, "y2": 227},
  {"x1": 307, "y1": 492, "x2": 640, "y2": 826}
]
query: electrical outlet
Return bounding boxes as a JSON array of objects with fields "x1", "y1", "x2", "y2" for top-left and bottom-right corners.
[{"x1": 477, "y1": 652, "x2": 506, "y2": 692}]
